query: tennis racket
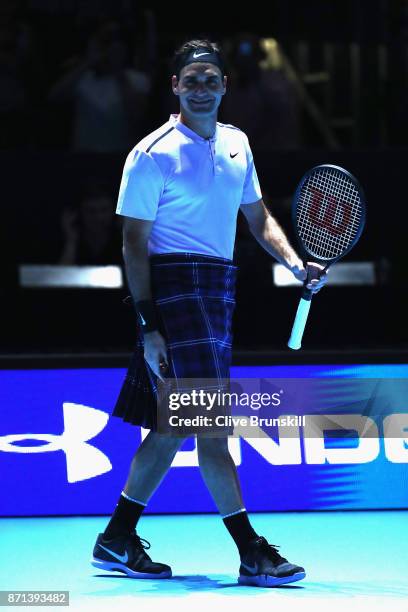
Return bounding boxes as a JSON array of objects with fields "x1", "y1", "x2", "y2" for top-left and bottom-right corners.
[{"x1": 287, "y1": 164, "x2": 366, "y2": 350}]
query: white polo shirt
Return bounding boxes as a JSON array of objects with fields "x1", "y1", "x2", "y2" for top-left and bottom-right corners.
[{"x1": 116, "y1": 114, "x2": 262, "y2": 259}]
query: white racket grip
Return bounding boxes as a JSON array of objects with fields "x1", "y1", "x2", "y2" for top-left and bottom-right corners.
[{"x1": 287, "y1": 297, "x2": 312, "y2": 350}]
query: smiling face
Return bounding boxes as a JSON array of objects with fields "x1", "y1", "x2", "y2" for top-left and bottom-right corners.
[{"x1": 172, "y1": 63, "x2": 227, "y2": 118}]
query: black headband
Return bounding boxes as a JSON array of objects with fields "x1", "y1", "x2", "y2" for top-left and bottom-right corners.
[{"x1": 177, "y1": 48, "x2": 225, "y2": 77}]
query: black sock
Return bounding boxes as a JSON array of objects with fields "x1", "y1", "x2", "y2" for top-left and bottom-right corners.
[
  {"x1": 222, "y1": 509, "x2": 258, "y2": 557},
  {"x1": 103, "y1": 492, "x2": 147, "y2": 540}
]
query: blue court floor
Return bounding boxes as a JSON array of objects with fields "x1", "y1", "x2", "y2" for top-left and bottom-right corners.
[{"x1": 1, "y1": 511, "x2": 407, "y2": 611}]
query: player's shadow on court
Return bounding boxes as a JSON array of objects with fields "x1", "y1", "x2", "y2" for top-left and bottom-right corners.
[
  {"x1": 172, "y1": 575, "x2": 305, "y2": 594},
  {"x1": 93, "y1": 573, "x2": 305, "y2": 595}
]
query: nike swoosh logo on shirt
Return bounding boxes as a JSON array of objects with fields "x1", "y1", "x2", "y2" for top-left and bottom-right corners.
[
  {"x1": 230, "y1": 152, "x2": 239, "y2": 158},
  {"x1": 241, "y1": 561, "x2": 258, "y2": 574},
  {"x1": 193, "y1": 51, "x2": 211, "y2": 58},
  {"x1": 98, "y1": 543, "x2": 129, "y2": 563}
]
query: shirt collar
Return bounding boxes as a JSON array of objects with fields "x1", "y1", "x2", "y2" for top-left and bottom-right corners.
[{"x1": 169, "y1": 114, "x2": 218, "y2": 143}]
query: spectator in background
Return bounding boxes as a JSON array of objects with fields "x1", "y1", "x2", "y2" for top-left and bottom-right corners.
[
  {"x1": 221, "y1": 33, "x2": 300, "y2": 149},
  {"x1": 59, "y1": 180, "x2": 122, "y2": 265},
  {"x1": 0, "y1": 0, "x2": 44, "y2": 148},
  {"x1": 49, "y1": 20, "x2": 151, "y2": 152}
]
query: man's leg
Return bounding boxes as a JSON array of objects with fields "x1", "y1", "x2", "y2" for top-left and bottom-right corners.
[
  {"x1": 104, "y1": 431, "x2": 186, "y2": 538},
  {"x1": 196, "y1": 436, "x2": 306, "y2": 587},
  {"x1": 196, "y1": 436, "x2": 257, "y2": 555},
  {"x1": 91, "y1": 432, "x2": 186, "y2": 579}
]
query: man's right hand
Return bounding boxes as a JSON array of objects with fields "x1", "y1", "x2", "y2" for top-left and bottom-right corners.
[{"x1": 143, "y1": 330, "x2": 168, "y2": 382}]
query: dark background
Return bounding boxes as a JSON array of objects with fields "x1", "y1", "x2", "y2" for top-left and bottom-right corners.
[{"x1": 2, "y1": 0, "x2": 407, "y2": 354}]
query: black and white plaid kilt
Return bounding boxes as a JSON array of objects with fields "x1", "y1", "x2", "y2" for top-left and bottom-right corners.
[{"x1": 112, "y1": 252, "x2": 237, "y2": 431}]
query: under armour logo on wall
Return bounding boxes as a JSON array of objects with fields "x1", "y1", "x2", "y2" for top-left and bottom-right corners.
[{"x1": 0, "y1": 403, "x2": 112, "y2": 483}]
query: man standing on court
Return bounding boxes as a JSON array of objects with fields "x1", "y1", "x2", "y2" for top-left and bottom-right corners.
[{"x1": 91, "y1": 39, "x2": 326, "y2": 587}]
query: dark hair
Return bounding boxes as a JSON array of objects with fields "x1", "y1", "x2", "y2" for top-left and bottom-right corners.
[{"x1": 173, "y1": 38, "x2": 226, "y2": 77}]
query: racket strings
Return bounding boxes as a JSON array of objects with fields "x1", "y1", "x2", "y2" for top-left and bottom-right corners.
[
  {"x1": 298, "y1": 172, "x2": 362, "y2": 257},
  {"x1": 296, "y1": 168, "x2": 363, "y2": 260},
  {"x1": 298, "y1": 174, "x2": 361, "y2": 256}
]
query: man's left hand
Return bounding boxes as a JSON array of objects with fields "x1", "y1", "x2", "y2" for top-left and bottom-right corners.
[{"x1": 291, "y1": 260, "x2": 328, "y2": 294}]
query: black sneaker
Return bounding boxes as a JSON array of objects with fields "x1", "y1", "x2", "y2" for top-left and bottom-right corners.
[
  {"x1": 91, "y1": 531, "x2": 172, "y2": 579},
  {"x1": 238, "y1": 536, "x2": 306, "y2": 587}
]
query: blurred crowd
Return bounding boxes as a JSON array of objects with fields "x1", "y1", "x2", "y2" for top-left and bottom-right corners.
[
  {"x1": 2, "y1": 2, "x2": 394, "y2": 277},
  {"x1": 1, "y1": 1, "x2": 402, "y2": 352},
  {"x1": 1, "y1": 1, "x2": 303, "y2": 275},
  {"x1": 0, "y1": 1, "x2": 300, "y2": 152}
]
